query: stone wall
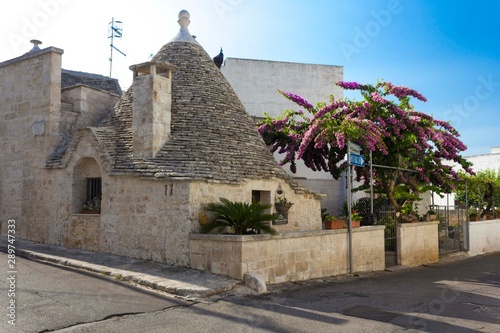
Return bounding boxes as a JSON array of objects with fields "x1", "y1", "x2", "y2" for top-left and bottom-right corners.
[
  {"x1": 65, "y1": 214, "x2": 101, "y2": 251},
  {"x1": 467, "y1": 219, "x2": 500, "y2": 255},
  {"x1": 190, "y1": 226, "x2": 385, "y2": 284},
  {"x1": 57, "y1": 174, "x2": 324, "y2": 266},
  {"x1": 2, "y1": 109, "x2": 324, "y2": 267},
  {"x1": 61, "y1": 85, "x2": 119, "y2": 129},
  {"x1": 0, "y1": 47, "x2": 63, "y2": 236},
  {"x1": 59, "y1": 131, "x2": 193, "y2": 264},
  {"x1": 397, "y1": 222, "x2": 439, "y2": 266},
  {"x1": 0, "y1": 47, "x2": 119, "y2": 240},
  {"x1": 189, "y1": 180, "x2": 323, "y2": 233},
  {"x1": 98, "y1": 177, "x2": 193, "y2": 265}
]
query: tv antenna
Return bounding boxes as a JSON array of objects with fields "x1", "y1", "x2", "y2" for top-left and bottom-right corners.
[{"x1": 108, "y1": 18, "x2": 126, "y2": 78}]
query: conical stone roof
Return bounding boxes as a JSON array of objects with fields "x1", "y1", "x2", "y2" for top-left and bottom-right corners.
[
  {"x1": 47, "y1": 10, "x2": 290, "y2": 184},
  {"x1": 142, "y1": 11, "x2": 289, "y2": 182},
  {"x1": 47, "y1": 11, "x2": 313, "y2": 188}
]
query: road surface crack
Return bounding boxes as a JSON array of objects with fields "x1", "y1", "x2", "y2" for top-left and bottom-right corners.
[{"x1": 37, "y1": 303, "x2": 198, "y2": 332}]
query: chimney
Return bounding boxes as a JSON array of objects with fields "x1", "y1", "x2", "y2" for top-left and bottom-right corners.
[
  {"x1": 130, "y1": 61, "x2": 177, "y2": 158},
  {"x1": 28, "y1": 39, "x2": 42, "y2": 53}
]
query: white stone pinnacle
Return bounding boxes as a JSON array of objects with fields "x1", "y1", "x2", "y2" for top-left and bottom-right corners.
[
  {"x1": 170, "y1": 10, "x2": 198, "y2": 44},
  {"x1": 178, "y1": 10, "x2": 190, "y2": 28}
]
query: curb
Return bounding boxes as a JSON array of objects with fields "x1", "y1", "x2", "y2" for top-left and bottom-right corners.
[{"x1": 0, "y1": 243, "x2": 240, "y2": 299}]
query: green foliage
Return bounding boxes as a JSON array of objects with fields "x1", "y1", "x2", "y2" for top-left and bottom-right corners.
[
  {"x1": 455, "y1": 168, "x2": 500, "y2": 217},
  {"x1": 324, "y1": 214, "x2": 341, "y2": 222},
  {"x1": 201, "y1": 198, "x2": 277, "y2": 235},
  {"x1": 321, "y1": 208, "x2": 329, "y2": 221},
  {"x1": 351, "y1": 211, "x2": 362, "y2": 220},
  {"x1": 276, "y1": 196, "x2": 293, "y2": 205},
  {"x1": 340, "y1": 200, "x2": 358, "y2": 217}
]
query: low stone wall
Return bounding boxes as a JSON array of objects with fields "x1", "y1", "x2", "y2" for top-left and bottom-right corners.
[
  {"x1": 467, "y1": 219, "x2": 500, "y2": 255},
  {"x1": 397, "y1": 222, "x2": 439, "y2": 266},
  {"x1": 190, "y1": 226, "x2": 385, "y2": 284},
  {"x1": 64, "y1": 214, "x2": 101, "y2": 252}
]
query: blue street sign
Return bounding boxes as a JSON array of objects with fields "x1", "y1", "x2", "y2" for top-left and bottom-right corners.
[{"x1": 349, "y1": 152, "x2": 365, "y2": 167}]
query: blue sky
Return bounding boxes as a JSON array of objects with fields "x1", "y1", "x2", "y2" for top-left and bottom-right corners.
[{"x1": 1, "y1": 0, "x2": 499, "y2": 156}]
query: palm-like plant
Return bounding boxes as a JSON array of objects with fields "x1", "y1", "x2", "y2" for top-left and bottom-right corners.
[{"x1": 201, "y1": 198, "x2": 277, "y2": 235}]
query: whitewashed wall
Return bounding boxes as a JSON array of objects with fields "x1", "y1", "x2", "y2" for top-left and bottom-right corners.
[{"x1": 222, "y1": 58, "x2": 347, "y2": 213}]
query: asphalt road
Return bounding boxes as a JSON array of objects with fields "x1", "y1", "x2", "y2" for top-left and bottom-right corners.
[
  {"x1": 0, "y1": 252, "x2": 499, "y2": 332},
  {"x1": 0, "y1": 253, "x2": 191, "y2": 332}
]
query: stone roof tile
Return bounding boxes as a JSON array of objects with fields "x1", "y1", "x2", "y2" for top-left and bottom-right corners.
[
  {"x1": 61, "y1": 69, "x2": 122, "y2": 96},
  {"x1": 47, "y1": 12, "x2": 316, "y2": 194}
]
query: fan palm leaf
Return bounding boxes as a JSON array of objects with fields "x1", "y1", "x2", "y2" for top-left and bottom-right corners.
[{"x1": 202, "y1": 198, "x2": 276, "y2": 235}]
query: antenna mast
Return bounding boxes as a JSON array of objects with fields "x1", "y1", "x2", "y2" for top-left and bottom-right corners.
[{"x1": 108, "y1": 18, "x2": 126, "y2": 78}]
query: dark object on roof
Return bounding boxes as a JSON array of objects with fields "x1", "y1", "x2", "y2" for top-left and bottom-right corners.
[
  {"x1": 62, "y1": 69, "x2": 122, "y2": 96},
  {"x1": 213, "y1": 48, "x2": 224, "y2": 68}
]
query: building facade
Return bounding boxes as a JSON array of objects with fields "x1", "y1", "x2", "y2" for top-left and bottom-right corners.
[
  {"x1": 221, "y1": 58, "x2": 347, "y2": 215},
  {"x1": 0, "y1": 11, "x2": 323, "y2": 266}
]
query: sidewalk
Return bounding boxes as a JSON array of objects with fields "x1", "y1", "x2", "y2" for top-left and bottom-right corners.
[{"x1": 0, "y1": 237, "x2": 240, "y2": 299}]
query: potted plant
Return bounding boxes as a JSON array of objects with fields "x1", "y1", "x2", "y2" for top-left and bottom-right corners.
[
  {"x1": 80, "y1": 196, "x2": 101, "y2": 214},
  {"x1": 469, "y1": 212, "x2": 478, "y2": 221},
  {"x1": 398, "y1": 203, "x2": 419, "y2": 223},
  {"x1": 275, "y1": 196, "x2": 293, "y2": 213},
  {"x1": 324, "y1": 215, "x2": 345, "y2": 230},
  {"x1": 201, "y1": 198, "x2": 277, "y2": 235},
  {"x1": 427, "y1": 210, "x2": 436, "y2": 221},
  {"x1": 350, "y1": 210, "x2": 362, "y2": 228}
]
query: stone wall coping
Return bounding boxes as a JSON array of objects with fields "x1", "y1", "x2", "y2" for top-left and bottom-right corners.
[
  {"x1": 0, "y1": 46, "x2": 64, "y2": 69},
  {"x1": 468, "y1": 219, "x2": 500, "y2": 225},
  {"x1": 62, "y1": 83, "x2": 121, "y2": 97},
  {"x1": 190, "y1": 226, "x2": 385, "y2": 242},
  {"x1": 224, "y1": 57, "x2": 344, "y2": 70},
  {"x1": 397, "y1": 221, "x2": 438, "y2": 229}
]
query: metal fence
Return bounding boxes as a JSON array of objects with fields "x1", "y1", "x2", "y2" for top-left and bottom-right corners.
[
  {"x1": 371, "y1": 201, "x2": 467, "y2": 266},
  {"x1": 375, "y1": 205, "x2": 398, "y2": 267},
  {"x1": 430, "y1": 205, "x2": 466, "y2": 254}
]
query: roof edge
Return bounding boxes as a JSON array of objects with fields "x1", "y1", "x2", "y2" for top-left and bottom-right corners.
[{"x1": 0, "y1": 46, "x2": 64, "y2": 69}]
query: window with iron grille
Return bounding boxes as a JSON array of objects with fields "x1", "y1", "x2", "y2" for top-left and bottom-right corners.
[{"x1": 86, "y1": 178, "x2": 102, "y2": 201}]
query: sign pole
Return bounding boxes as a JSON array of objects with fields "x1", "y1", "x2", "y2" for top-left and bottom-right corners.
[
  {"x1": 347, "y1": 142, "x2": 353, "y2": 274},
  {"x1": 346, "y1": 141, "x2": 368, "y2": 274},
  {"x1": 370, "y1": 150, "x2": 374, "y2": 222}
]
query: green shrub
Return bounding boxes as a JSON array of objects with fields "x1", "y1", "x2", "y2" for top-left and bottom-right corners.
[{"x1": 202, "y1": 198, "x2": 277, "y2": 235}]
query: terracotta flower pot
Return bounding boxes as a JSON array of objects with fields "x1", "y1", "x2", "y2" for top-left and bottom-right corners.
[
  {"x1": 324, "y1": 219, "x2": 345, "y2": 230},
  {"x1": 275, "y1": 203, "x2": 292, "y2": 213},
  {"x1": 80, "y1": 210, "x2": 100, "y2": 214}
]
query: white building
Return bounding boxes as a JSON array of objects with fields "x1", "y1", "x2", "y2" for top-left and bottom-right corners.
[
  {"x1": 221, "y1": 58, "x2": 347, "y2": 214},
  {"x1": 466, "y1": 147, "x2": 500, "y2": 172}
]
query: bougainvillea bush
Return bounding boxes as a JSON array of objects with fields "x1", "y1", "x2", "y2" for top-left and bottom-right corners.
[{"x1": 258, "y1": 81, "x2": 473, "y2": 214}]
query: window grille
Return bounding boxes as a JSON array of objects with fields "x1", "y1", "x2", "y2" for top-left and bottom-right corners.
[{"x1": 86, "y1": 178, "x2": 102, "y2": 201}]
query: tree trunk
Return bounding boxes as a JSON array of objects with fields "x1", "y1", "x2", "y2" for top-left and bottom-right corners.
[{"x1": 386, "y1": 177, "x2": 401, "y2": 212}]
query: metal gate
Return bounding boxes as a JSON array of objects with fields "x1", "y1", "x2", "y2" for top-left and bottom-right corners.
[
  {"x1": 376, "y1": 207, "x2": 398, "y2": 267},
  {"x1": 430, "y1": 205, "x2": 466, "y2": 255}
]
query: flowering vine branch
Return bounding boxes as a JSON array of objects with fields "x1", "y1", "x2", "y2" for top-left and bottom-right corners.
[{"x1": 259, "y1": 80, "x2": 473, "y2": 213}]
